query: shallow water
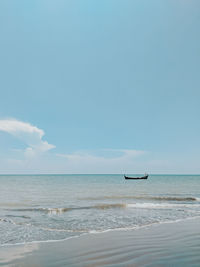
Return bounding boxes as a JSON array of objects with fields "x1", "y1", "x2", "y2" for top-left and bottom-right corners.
[
  {"x1": 0, "y1": 174, "x2": 200, "y2": 245},
  {"x1": 1, "y1": 218, "x2": 200, "y2": 267}
]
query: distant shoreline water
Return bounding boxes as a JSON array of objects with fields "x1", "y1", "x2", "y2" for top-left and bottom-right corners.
[{"x1": 0, "y1": 173, "x2": 200, "y2": 175}]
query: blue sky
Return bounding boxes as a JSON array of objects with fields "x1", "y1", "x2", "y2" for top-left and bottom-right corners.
[{"x1": 0, "y1": 0, "x2": 200, "y2": 174}]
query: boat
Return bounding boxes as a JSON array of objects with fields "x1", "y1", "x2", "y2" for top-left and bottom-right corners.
[{"x1": 124, "y1": 174, "x2": 148, "y2": 180}]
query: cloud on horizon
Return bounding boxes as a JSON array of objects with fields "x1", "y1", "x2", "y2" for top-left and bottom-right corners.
[
  {"x1": 1, "y1": 119, "x2": 197, "y2": 174},
  {"x1": 0, "y1": 118, "x2": 148, "y2": 173},
  {"x1": 0, "y1": 119, "x2": 55, "y2": 157},
  {"x1": 55, "y1": 149, "x2": 147, "y2": 173}
]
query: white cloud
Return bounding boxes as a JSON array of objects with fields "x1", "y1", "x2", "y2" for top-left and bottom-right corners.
[
  {"x1": 56, "y1": 149, "x2": 147, "y2": 173},
  {"x1": 0, "y1": 119, "x2": 178, "y2": 174},
  {"x1": 0, "y1": 119, "x2": 199, "y2": 174},
  {"x1": 0, "y1": 119, "x2": 44, "y2": 138},
  {"x1": 0, "y1": 119, "x2": 55, "y2": 157}
]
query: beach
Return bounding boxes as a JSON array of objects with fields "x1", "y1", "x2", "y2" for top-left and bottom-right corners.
[
  {"x1": 1, "y1": 217, "x2": 200, "y2": 267},
  {"x1": 1, "y1": 174, "x2": 200, "y2": 266}
]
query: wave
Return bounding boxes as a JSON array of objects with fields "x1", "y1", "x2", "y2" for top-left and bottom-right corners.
[
  {"x1": 0, "y1": 217, "x2": 16, "y2": 225},
  {"x1": 87, "y1": 215, "x2": 200, "y2": 234},
  {"x1": 81, "y1": 196, "x2": 199, "y2": 202},
  {"x1": 0, "y1": 202, "x2": 31, "y2": 208},
  {"x1": 9, "y1": 203, "x2": 127, "y2": 214},
  {"x1": 1, "y1": 216, "x2": 200, "y2": 247},
  {"x1": 6, "y1": 201, "x2": 200, "y2": 215},
  {"x1": 127, "y1": 203, "x2": 200, "y2": 209},
  {"x1": 38, "y1": 227, "x2": 88, "y2": 233}
]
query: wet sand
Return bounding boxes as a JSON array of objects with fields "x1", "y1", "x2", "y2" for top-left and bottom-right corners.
[{"x1": 1, "y1": 218, "x2": 200, "y2": 267}]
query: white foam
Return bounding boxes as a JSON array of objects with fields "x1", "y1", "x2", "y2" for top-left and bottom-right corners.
[
  {"x1": 47, "y1": 208, "x2": 68, "y2": 215},
  {"x1": 1, "y1": 216, "x2": 200, "y2": 248},
  {"x1": 127, "y1": 203, "x2": 200, "y2": 209},
  {"x1": 88, "y1": 215, "x2": 200, "y2": 235}
]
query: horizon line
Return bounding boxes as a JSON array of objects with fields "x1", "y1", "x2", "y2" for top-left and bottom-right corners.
[{"x1": 0, "y1": 173, "x2": 200, "y2": 176}]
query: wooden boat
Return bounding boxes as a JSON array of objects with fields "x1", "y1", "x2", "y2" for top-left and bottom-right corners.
[{"x1": 124, "y1": 174, "x2": 148, "y2": 180}]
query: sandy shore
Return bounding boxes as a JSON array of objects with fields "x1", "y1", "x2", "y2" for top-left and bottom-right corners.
[{"x1": 1, "y1": 217, "x2": 200, "y2": 267}]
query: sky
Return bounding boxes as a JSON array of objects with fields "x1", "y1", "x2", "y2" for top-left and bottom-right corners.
[{"x1": 0, "y1": 0, "x2": 200, "y2": 174}]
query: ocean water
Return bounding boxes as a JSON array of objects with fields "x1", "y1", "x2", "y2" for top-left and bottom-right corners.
[{"x1": 0, "y1": 174, "x2": 200, "y2": 246}]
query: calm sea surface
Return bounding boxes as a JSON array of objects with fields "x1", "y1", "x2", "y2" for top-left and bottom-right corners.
[{"x1": 0, "y1": 174, "x2": 200, "y2": 246}]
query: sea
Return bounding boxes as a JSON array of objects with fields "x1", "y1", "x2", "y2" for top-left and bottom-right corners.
[{"x1": 0, "y1": 174, "x2": 200, "y2": 246}]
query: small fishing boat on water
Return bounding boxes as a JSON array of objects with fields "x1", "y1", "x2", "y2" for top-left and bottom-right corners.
[{"x1": 124, "y1": 174, "x2": 148, "y2": 180}]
